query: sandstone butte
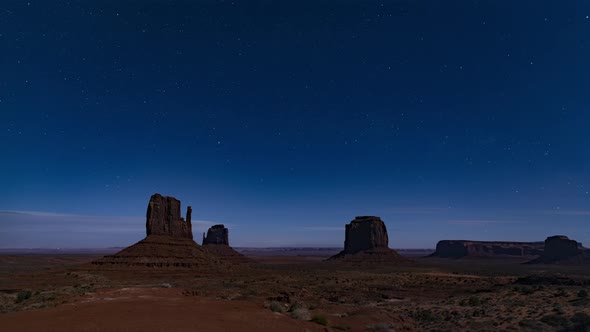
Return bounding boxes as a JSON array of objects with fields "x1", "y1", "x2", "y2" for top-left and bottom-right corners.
[
  {"x1": 328, "y1": 216, "x2": 408, "y2": 263},
  {"x1": 202, "y1": 224, "x2": 250, "y2": 263},
  {"x1": 93, "y1": 194, "x2": 225, "y2": 268},
  {"x1": 528, "y1": 235, "x2": 590, "y2": 264}
]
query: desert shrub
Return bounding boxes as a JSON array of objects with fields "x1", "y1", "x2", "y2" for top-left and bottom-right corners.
[
  {"x1": 519, "y1": 319, "x2": 544, "y2": 330},
  {"x1": 571, "y1": 312, "x2": 590, "y2": 328},
  {"x1": 367, "y1": 322, "x2": 393, "y2": 331},
  {"x1": 468, "y1": 296, "x2": 481, "y2": 306},
  {"x1": 411, "y1": 309, "x2": 440, "y2": 323},
  {"x1": 269, "y1": 301, "x2": 285, "y2": 313},
  {"x1": 291, "y1": 307, "x2": 311, "y2": 320},
  {"x1": 332, "y1": 325, "x2": 351, "y2": 331},
  {"x1": 540, "y1": 314, "x2": 570, "y2": 328},
  {"x1": 288, "y1": 302, "x2": 306, "y2": 312},
  {"x1": 44, "y1": 293, "x2": 56, "y2": 301},
  {"x1": 577, "y1": 289, "x2": 588, "y2": 299},
  {"x1": 553, "y1": 305, "x2": 566, "y2": 315},
  {"x1": 311, "y1": 314, "x2": 328, "y2": 326},
  {"x1": 15, "y1": 291, "x2": 32, "y2": 303},
  {"x1": 555, "y1": 288, "x2": 568, "y2": 297}
]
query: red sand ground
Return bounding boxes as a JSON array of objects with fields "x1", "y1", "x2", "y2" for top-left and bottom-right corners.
[{"x1": 0, "y1": 287, "x2": 327, "y2": 332}]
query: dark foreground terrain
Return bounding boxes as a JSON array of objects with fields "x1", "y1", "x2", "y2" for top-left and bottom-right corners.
[{"x1": 1, "y1": 251, "x2": 590, "y2": 331}]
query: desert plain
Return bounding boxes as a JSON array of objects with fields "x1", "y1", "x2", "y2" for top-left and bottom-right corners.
[{"x1": 1, "y1": 248, "x2": 590, "y2": 332}]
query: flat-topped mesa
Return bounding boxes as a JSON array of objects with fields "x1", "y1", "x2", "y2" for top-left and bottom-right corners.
[
  {"x1": 146, "y1": 193, "x2": 193, "y2": 240},
  {"x1": 343, "y1": 216, "x2": 389, "y2": 254},
  {"x1": 544, "y1": 235, "x2": 583, "y2": 259},
  {"x1": 432, "y1": 240, "x2": 545, "y2": 258},
  {"x1": 529, "y1": 235, "x2": 590, "y2": 264},
  {"x1": 202, "y1": 224, "x2": 229, "y2": 245}
]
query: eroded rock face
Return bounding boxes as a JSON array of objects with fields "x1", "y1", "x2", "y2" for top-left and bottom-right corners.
[
  {"x1": 433, "y1": 240, "x2": 545, "y2": 258},
  {"x1": 92, "y1": 194, "x2": 231, "y2": 269},
  {"x1": 527, "y1": 235, "x2": 590, "y2": 264},
  {"x1": 544, "y1": 236, "x2": 581, "y2": 259},
  {"x1": 146, "y1": 193, "x2": 193, "y2": 239},
  {"x1": 343, "y1": 216, "x2": 389, "y2": 254},
  {"x1": 329, "y1": 216, "x2": 406, "y2": 262},
  {"x1": 202, "y1": 224, "x2": 229, "y2": 245}
]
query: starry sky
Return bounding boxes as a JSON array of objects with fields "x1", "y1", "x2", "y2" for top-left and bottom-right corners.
[{"x1": 1, "y1": 1, "x2": 590, "y2": 248}]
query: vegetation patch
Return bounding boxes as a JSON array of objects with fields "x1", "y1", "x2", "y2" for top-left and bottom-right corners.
[
  {"x1": 311, "y1": 313, "x2": 328, "y2": 326},
  {"x1": 15, "y1": 291, "x2": 32, "y2": 303}
]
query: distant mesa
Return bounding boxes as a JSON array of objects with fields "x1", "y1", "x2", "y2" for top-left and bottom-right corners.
[
  {"x1": 528, "y1": 235, "x2": 590, "y2": 264},
  {"x1": 93, "y1": 193, "x2": 225, "y2": 269},
  {"x1": 328, "y1": 216, "x2": 407, "y2": 262},
  {"x1": 431, "y1": 240, "x2": 545, "y2": 258},
  {"x1": 202, "y1": 224, "x2": 249, "y2": 263},
  {"x1": 203, "y1": 224, "x2": 229, "y2": 245}
]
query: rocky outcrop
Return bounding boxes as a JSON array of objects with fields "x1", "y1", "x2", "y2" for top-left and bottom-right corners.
[
  {"x1": 529, "y1": 236, "x2": 590, "y2": 264},
  {"x1": 202, "y1": 224, "x2": 229, "y2": 245},
  {"x1": 146, "y1": 194, "x2": 193, "y2": 239},
  {"x1": 329, "y1": 216, "x2": 406, "y2": 262},
  {"x1": 342, "y1": 216, "x2": 389, "y2": 254},
  {"x1": 431, "y1": 240, "x2": 545, "y2": 258},
  {"x1": 544, "y1": 236, "x2": 583, "y2": 259},
  {"x1": 93, "y1": 194, "x2": 229, "y2": 269},
  {"x1": 202, "y1": 224, "x2": 250, "y2": 263}
]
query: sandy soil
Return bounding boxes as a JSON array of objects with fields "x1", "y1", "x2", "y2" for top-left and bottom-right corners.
[
  {"x1": 0, "y1": 287, "x2": 327, "y2": 332},
  {"x1": 1, "y1": 252, "x2": 590, "y2": 331}
]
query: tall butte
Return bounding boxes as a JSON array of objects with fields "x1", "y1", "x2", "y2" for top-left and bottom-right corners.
[
  {"x1": 328, "y1": 216, "x2": 408, "y2": 263},
  {"x1": 202, "y1": 224, "x2": 249, "y2": 263},
  {"x1": 93, "y1": 193, "x2": 223, "y2": 268},
  {"x1": 146, "y1": 193, "x2": 193, "y2": 239}
]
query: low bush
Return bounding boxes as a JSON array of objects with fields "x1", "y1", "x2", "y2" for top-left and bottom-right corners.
[
  {"x1": 571, "y1": 312, "x2": 590, "y2": 329},
  {"x1": 367, "y1": 322, "x2": 394, "y2": 331},
  {"x1": 269, "y1": 301, "x2": 285, "y2": 313},
  {"x1": 15, "y1": 291, "x2": 32, "y2": 303},
  {"x1": 311, "y1": 313, "x2": 328, "y2": 326},
  {"x1": 291, "y1": 307, "x2": 311, "y2": 320},
  {"x1": 540, "y1": 314, "x2": 570, "y2": 328}
]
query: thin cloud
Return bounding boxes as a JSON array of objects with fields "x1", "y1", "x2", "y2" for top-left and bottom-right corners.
[
  {"x1": 447, "y1": 219, "x2": 518, "y2": 226},
  {"x1": 541, "y1": 210, "x2": 590, "y2": 216},
  {"x1": 0, "y1": 210, "x2": 223, "y2": 248},
  {"x1": 297, "y1": 226, "x2": 343, "y2": 231},
  {"x1": 380, "y1": 207, "x2": 452, "y2": 214}
]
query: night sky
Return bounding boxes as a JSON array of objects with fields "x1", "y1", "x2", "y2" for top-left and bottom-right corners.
[{"x1": 1, "y1": 1, "x2": 590, "y2": 248}]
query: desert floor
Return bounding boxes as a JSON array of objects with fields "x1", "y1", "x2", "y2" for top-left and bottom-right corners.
[{"x1": 1, "y1": 251, "x2": 590, "y2": 331}]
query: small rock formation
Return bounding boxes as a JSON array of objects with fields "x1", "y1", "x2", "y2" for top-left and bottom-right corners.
[
  {"x1": 202, "y1": 224, "x2": 249, "y2": 263},
  {"x1": 93, "y1": 194, "x2": 227, "y2": 269},
  {"x1": 329, "y1": 216, "x2": 406, "y2": 262},
  {"x1": 431, "y1": 240, "x2": 545, "y2": 258},
  {"x1": 202, "y1": 224, "x2": 229, "y2": 245},
  {"x1": 529, "y1": 235, "x2": 590, "y2": 264},
  {"x1": 146, "y1": 194, "x2": 192, "y2": 239}
]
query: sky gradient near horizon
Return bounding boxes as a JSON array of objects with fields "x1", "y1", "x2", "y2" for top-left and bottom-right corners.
[{"x1": 1, "y1": 1, "x2": 590, "y2": 248}]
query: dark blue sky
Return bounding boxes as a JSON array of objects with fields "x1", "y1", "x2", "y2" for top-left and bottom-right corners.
[{"x1": 1, "y1": 1, "x2": 589, "y2": 248}]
